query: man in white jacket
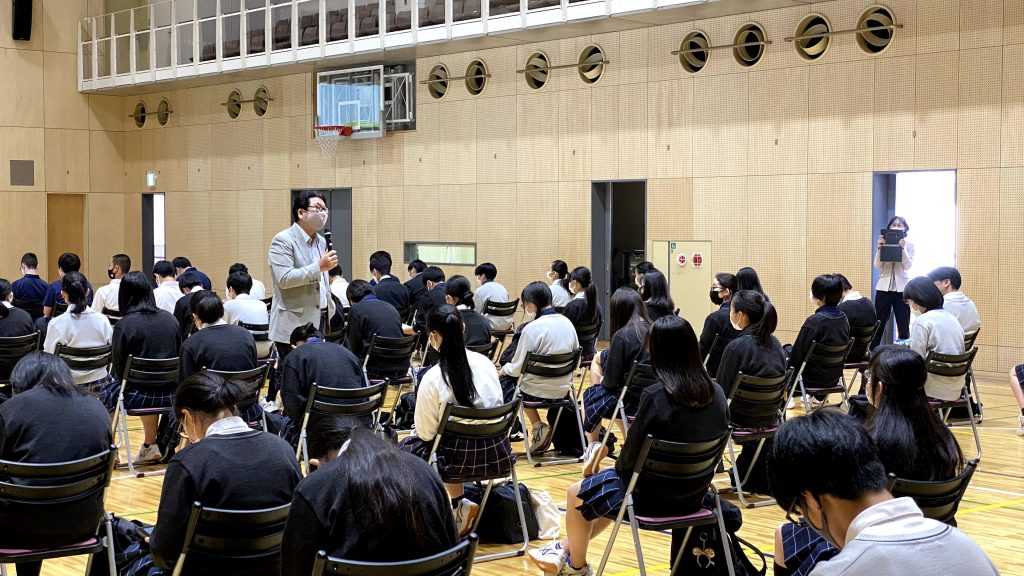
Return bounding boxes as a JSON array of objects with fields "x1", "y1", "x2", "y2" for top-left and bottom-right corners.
[{"x1": 928, "y1": 266, "x2": 980, "y2": 336}]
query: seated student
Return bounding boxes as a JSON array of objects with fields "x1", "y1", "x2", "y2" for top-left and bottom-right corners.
[
  {"x1": 904, "y1": 277, "x2": 966, "y2": 401},
  {"x1": 699, "y1": 272, "x2": 741, "y2": 378},
  {"x1": 41, "y1": 252, "x2": 93, "y2": 321},
  {"x1": 11, "y1": 252, "x2": 48, "y2": 313},
  {"x1": 444, "y1": 275, "x2": 491, "y2": 347},
  {"x1": 548, "y1": 260, "x2": 572, "y2": 309},
  {"x1": 787, "y1": 274, "x2": 850, "y2": 398},
  {"x1": 122, "y1": 372, "x2": 302, "y2": 576},
  {"x1": 99, "y1": 272, "x2": 182, "y2": 465},
  {"x1": 416, "y1": 265, "x2": 447, "y2": 329},
  {"x1": 581, "y1": 288, "x2": 651, "y2": 476},
  {"x1": 401, "y1": 305, "x2": 510, "y2": 536},
  {"x1": 153, "y1": 260, "x2": 183, "y2": 314},
  {"x1": 768, "y1": 410, "x2": 996, "y2": 576},
  {"x1": 736, "y1": 266, "x2": 768, "y2": 299},
  {"x1": 0, "y1": 352, "x2": 112, "y2": 576},
  {"x1": 498, "y1": 282, "x2": 580, "y2": 454},
  {"x1": 91, "y1": 253, "x2": 130, "y2": 315},
  {"x1": 473, "y1": 262, "x2": 512, "y2": 331},
  {"x1": 0, "y1": 278, "x2": 36, "y2": 382},
  {"x1": 223, "y1": 271, "x2": 274, "y2": 359},
  {"x1": 345, "y1": 279, "x2": 406, "y2": 379},
  {"x1": 172, "y1": 272, "x2": 203, "y2": 339},
  {"x1": 281, "y1": 426, "x2": 459, "y2": 576},
  {"x1": 172, "y1": 256, "x2": 212, "y2": 291},
  {"x1": 928, "y1": 266, "x2": 980, "y2": 336},
  {"x1": 632, "y1": 260, "x2": 656, "y2": 289},
  {"x1": 562, "y1": 266, "x2": 603, "y2": 359},
  {"x1": 179, "y1": 291, "x2": 258, "y2": 384},
  {"x1": 229, "y1": 262, "x2": 266, "y2": 300},
  {"x1": 779, "y1": 344, "x2": 966, "y2": 574},
  {"x1": 42, "y1": 272, "x2": 113, "y2": 393},
  {"x1": 716, "y1": 289, "x2": 786, "y2": 493},
  {"x1": 280, "y1": 323, "x2": 366, "y2": 428},
  {"x1": 328, "y1": 265, "x2": 350, "y2": 308},
  {"x1": 528, "y1": 316, "x2": 729, "y2": 576},
  {"x1": 639, "y1": 270, "x2": 675, "y2": 322},
  {"x1": 404, "y1": 259, "x2": 428, "y2": 309},
  {"x1": 835, "y1": 272, "x2": 877, "y2": 363},
  {"x1": 368, "y1": 250, "x2": 410, "y2": 311}
]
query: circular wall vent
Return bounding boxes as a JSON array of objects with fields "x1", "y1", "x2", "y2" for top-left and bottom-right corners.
[
  {"x1": 857, "y1": 5, "x2": 897, "y2": 55},
  {"x1": 465, "y1": 60, "x2": 487, "y2": 96},
  {"x1": 524, "y1": 51, "x2": 550, "y2": 90},
  {"x1": 794, "y1": 13, "x2": 831, "y2": 61},
  {"x1": 733, "y1": 22, "x2": 767, "y2": 67},
  {"x1": 226, "y1": 90, "x2": 242, "y2": 119},
  {"x1": 253, "y1": 86, "x2": 271, "y2": 116},
  {"x1": 132, "y1": 101, "x2": 147, "y2": 128},
  {"x1": 679, "y1": 30, "x2": 710, "y2": 74},
  {"x1": 427, "y1": 64, "x2": 449, "y2": 99},
  {"x1": 157, "y1": 98, "x2": 171, "y2": 126},
  {"x1": 577, "y1": 44, "x2": 605, "y2": 84}
]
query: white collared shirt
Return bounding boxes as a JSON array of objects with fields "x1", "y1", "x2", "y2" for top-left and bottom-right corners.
[
  {"x1": 249, "y1": 278, "x2": 267, "y2": 301},
  {"x1": 204, "y1": 416, "x2": 252, "y2": 437},
  {"x1": 305, "y1": 234, "x2": 329, "y2": 309},
  {"x1": 223, "y1": 293, "x2": 274, "y2": 358},
  {"x1": 43, "y1": 307, "x2": 113, "y2": 385},
  {"x1": 91, "y1": 278, "x2": 121, "y2": 314},
  {"x1": 153, "y1": 280, "x2": 184, "y2": 314},
  {"x1": 550, "y1": 280, "x2": 571, "y2": 308},
  {"x1": 330, "y1": 277, "x2": 350, "y2": 307}
]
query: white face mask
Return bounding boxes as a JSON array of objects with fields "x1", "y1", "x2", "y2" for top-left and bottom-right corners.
[
  {"x1": 306, "y1": 210, "x2": 328, "y2": 231},
  {"x1": 523, "y1": 310, "x2": 536, "y2": 321},
  {"x1": 730, "y1": 319, "x2": 743, "y2": 331}
]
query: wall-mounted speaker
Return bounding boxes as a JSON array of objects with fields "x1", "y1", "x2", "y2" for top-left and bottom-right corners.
[{"x1": 12, "y1": 0, "x2": 32, "y2": 41}]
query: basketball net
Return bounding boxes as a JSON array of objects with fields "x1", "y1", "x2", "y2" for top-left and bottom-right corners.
[{"x1": 315, "y1": 126, "x2": 341, "y2": 159}]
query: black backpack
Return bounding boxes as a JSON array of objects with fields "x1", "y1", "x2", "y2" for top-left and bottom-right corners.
[
  {"x1": 463, "y1": 482, "x2": 539, "y2": 544},
  {"x1": 670, "y1": 498, "x2": 767, "y2": 575}
]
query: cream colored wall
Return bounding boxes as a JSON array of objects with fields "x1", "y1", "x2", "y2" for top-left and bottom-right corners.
[
  {"x1": 0, "y1": 0, "x2": 136, "y2": 292},
  {"x1": 120, "y1": 0, "x2": 1023, "y2": 371}
]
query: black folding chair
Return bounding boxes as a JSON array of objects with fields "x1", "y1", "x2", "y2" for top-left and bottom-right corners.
[
  {"x1": 887, "y1": 460, "x2": 978, "y2": 526},
  {"x1": 593, "y1": 361, "x2": 657, "y2": 467},
  {"x1": 114, "y1": 356, "x2": 179, "y2": 478},
  {"x1": 574, "y1": 321, "x2": 602, "y2": 395},
  {"x1": 702, "y1": 331, "x2": 735, "y2": 375},
  {"x1": 594, "y1": 431, "x2": 735, "y2": 576},
  {"x1": 261, "y1": 297, "x2": 274, "y2": 314},
  {"x1": 169, "y1": 501, "x2": 292, "y2": 576},
  {"x1": 52, "y1": 302, "x2": 69, "y2": 318},
  {"x1": 0, "y1": 332, "x2": 40, "y2": 397},
  {"x1": 312, "y1": 534, "x2": 478, "y2": 576},
  {"x1": 101, "y1": 307, "x2": 122, "y2": 327},
  {"x1": 926, "y1": 348, "x2": 981, "y2": 460},
  {"x1": 962, "y1": 329, "x2": 983, "y2": 423},
  {"x1": 399, "y1": 306, "x2": 416, "y2": 326},
  {"x1": 790, "y1": 339, "x2": 854, "y2": 412},
  {"x1": 483, "y1": 298, "x2": 519, "y2": 357},
  {"x1": 208, "y1": 365, "x2": 273, "y2": 432},
  {"x1": 54, "y1": 343, "x2": 113, "y2": 394},
  {"x1": 428, "y1": 399, "x2": 523, "y2": 562},
  {"x1": 0, "y1": 447, "x2": 118, "y2": 576},
  {"x1": 326, "y1": 308, "x2": 349, "y2": 345},
  {"x1": 363, "y1": 334, "x2": 417, "y2": 415},
  {"x1": 842, "y1": 322, "x2": 879, "y2": 395},
  {"x1": 11, "y1": 298, "x2": 43, "y2": 320},
  {"x1": 517, "y1": 349, "x2": 584, "y2": 467},
  {"x1": 466, "y1": 339, "x2": 499, "y2": 361},
  {"x1": 296, "y1": 380, "x2": 387, "y2": 474},
  {"x1": 721, "y1": 369, "x2": 793, "y2": 508}
]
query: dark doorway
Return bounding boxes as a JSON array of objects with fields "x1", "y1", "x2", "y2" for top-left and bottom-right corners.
[
  {"x1": 141, "y1": 193, "x2": 166, "y2": 281},
  {"x1": 591, "y1": 181, "x2": 646, "y2": 339},
  {"x1": 290, "y1": 188, "x2": 353, "y2": 280}
]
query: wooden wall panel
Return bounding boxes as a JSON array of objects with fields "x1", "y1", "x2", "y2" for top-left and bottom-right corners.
[
  {"x1": 515, "y1": 182, "x2": 560, "y2": 295},
  {"x1": 746, "y1": 175, "x2": 806, "y2": 332},
  {"x1": 45, "y1": 129, "x2": 90, "y2": 193},
  {"x1": 0, "y1": 49, "x2": 43, "y2": 128},
  {"x1": 998, "y1": 168, "x2": 1024, "y2": 360},
  {"x1": 559, "y1": 89, "x2": 591, "y2": 182},
  {"x1": 957, "y1": 169, "x2": 1000, "y2": 349},
  {"x1": 476, "y1": 46, "x2": 517, "y2": 99},
  {"x1": 647, "y1": 22, "x2": 689, "y2": 83},
  {"x1": 558, "y1": 181, "x2": 590, "y2": 268},
  {"x1": 692, "y1": 73, "x2": 748, "y2": 178},
  {"x1": 960, "y1": 0, "x2": 1003, "y2": 50},
  {"x1": 478, "y1": 96, "x2": 518, "y2": 184},
  {"x1": 377, "y1": 133, "x2": 405, "y2": 188},
  {"x1": 647, "y1": 79, "x2": 691, "y2": 180},
  {"x1": 438, "y1": 184, "x2": 477, "y2": 242},
  {"x1": 646, "y1": 177, "x2": 692, "y2": 249},
  {"x1": 1006, "y1": 0, "x2": 1024, "y2": 46},
  {"x1": 958, "y1": 47, "x2": 1003, "y2": 168},
  {"x1": 516, "y1": 91, "x2": 559, "y2": 182},
  {"x1": 85, "y1": 193, "x2": 125, "y2": 285},
  {"x1": 748, "y1": 67, "x2": 807, "y2": 176},
  {"x1": 874, "y1": 55, "x2": 916, "y2": 171},
  {"x1": 0, "y1": 192, "x2": 47, "y2": 280},
  {"x1": 692, "y1": 177, "x2": 747, "y2": 274},
  {"x1": 915, "y1": 51, "x2": 959, "y2": 169},
  {"x1": 88, "y1": 130, "x2": 123, "y2": 193},
  {"x1": 404, "y1": 101, "x2": 438, "y2": 186},
  {"x1": 805, "y1": 172, "x2": 873, "y2": 296},
  {"x1": 43, "y1": 52, "x2": 90, "y2": 130},
  {"x1": 186, "y1": 124, "x2": 212, "y2": 192},
  {"x1": 589, "y1": 84, "x2": 619, "y2": 181},
  {"x1": 475, "y1": 183, "x2": 517, "y2": 293},
  {"x1": 618, "y1": 84, "x2": 649, "y2": 179},
  {"x1": 439, "y1": 99, "x2": 477, "y2": 185},
  {"x1": 1001, "y1": 45, "x2": 1024, "y2": 168},
  {"x1": 917, "y1": 0, "x2": 960, "y2": 55},
  {"x1": 807, "y1": 60, "x2": 874, "y2": 174}
]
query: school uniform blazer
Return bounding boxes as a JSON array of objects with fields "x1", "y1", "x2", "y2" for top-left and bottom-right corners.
[
  {"x1": 839, "y1": 292, "x2": 877, "y2": 361},
  {"x1": 373, "y1": 276, "x2": 411, "y2": 312},
  {"x1": 699, "y1": 303, "x2": 741, "y2": 378},
  {"x1": 788, "y1": 307, "x2": 850, "y2": 390},
  {"x1": 345, "y1": 298, "x2": 406, "y2": 376},
  {"x1": 268, "y1": 223, "x2": 335, "y2": 343}
]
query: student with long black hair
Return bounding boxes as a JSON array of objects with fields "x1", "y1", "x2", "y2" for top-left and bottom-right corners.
[
  {"x1": 281, "y1": 426, "x2": 459, "y2": 576},
  {"x1": 736, "y1": 266, "x2": 767, "y2": 297},
  {"x1": 581, "y1": 288, "x2": 651, "y2": 476},
  {"x1": 904, "y1": 277, "x2": 965, "y2": 401},
  {"x1": 836, "y1": 273, "x2": 877, "y2": 363},
  {"x1": 699, "y1": 272, "x2": 740, "y2": 377},
  {"x1": 872, "y1": 216, "x2": 915, "y2": 349},
  {"x1": 528, "y1": 316, "x2": 728, "y2": 576},
  {"x1": 548, "y1": 259, "x2": 571, "y2": 308},
  {"x1": 42, "y1": 272, "x2": 113, "y2": 393},
  {"x1": 0, "y1": 278, "x2": 35, "y2": 382},
  {"x1": 562, "y1": 266, "x2": 602, "y2": 358},
  {"x1": 444, "y1": 275, "x2": 491, "y2": 346},
  {"x1": 633, "y1": 261, "x2": 656, "y2": 289},
  {"x1": 401, "y1": 304, "x2": 510, "y2": 537},
  {"x1": 639, "y1": 270, "x2": 675, "y2": 322}
]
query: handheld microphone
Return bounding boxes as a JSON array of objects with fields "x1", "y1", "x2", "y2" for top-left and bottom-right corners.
[{"x1": 324, "y1": 230, "x2": 333, "y2": 252}]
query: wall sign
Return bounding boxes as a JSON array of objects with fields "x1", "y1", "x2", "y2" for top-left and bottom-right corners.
[
  {"x1": 692, "y1": 253, "x2": 704, "y2": 268},
  {"x1": 676, "y1": 253, "x2": 687, "y2": 267}
]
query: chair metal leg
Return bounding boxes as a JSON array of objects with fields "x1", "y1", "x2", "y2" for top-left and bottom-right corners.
[
  {"x1": 714, "y1": 492, "x2": 737, "y2": 576},
  {"x1": 518, "y1": 403, "x2": 541, "y2": 467},
  {"x1": 120, "y1": 405, "x2": 137, "y2": 476},
  {"x1": 595, "y1": 493, "x2": 631, "y2": 576},
  {"x1": 473, "y1": 468, "x2": 530, "y2": 562},
  {"x1": 627, "y1": 504, "x2": 646, "y2": 576},
  {"x1": 104, "y1": 512, "x2": 117, "y2": 576},
  {"x1": 727, "y1": 438, "x2": 775, "y2": 509},
  {"x1": 520, "y1": 401, "x2": 585, "y2": 468},
  {"x1": 964, "y1": 385, "x2": 983, "y2": 461},
  {"x1": 667, "y1": 527, "x2": 694, "y2": 576}
]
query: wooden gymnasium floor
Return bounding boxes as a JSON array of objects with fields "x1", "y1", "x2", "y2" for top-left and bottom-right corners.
[{"x1": 37, "y1": 368, "x2": 1024, "y2": 576}]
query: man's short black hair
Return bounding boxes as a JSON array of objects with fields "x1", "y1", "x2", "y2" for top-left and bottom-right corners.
[
  {"x1": 474, "y1": 262, "x2": 497, "y2": 281},
  {"x1": 408, "y1": 259, "x2": 426, "y2": 274},
  {"x1": 292, "y1": 190, "x2": 327, "y2": 223},
  {"x1": 346, "y1": 279, "x2": 374, "y2": 304},
  {"x1": 226, "y1": 271, "x2": 253, "y2": 295},
  {"x1": 811, "y1": 274, "x2": 844, "y2": 307},
  {"x1": 178, "y1": 272, "x2": 202, "y2": 291},
  {"x1": 369, "y1": 251, "x2": 392, "y2": 275},
  {"x1": 307, "y1": 416, "x2": 364, "y2": 462},
  {"x1": 228, "y1": 262, "x2": 249, "y2": 276},
  {"x1": 903, "y1": 277, "x2": 945, "y2": 312},
  {"x1": 154, "y1": 260, "x2": 175, "y2": 278},
  {"x1": 328, "y1": 265, "x2": 344, "y2": 278},
  {"x1": 289, "y1": 322, "x2": 322, "y2": 345},
  {"x1": 927, "y1": 266, "x2": 962, "y2": 291},
  {"x1": 834, "y1": 273, "x2": 853, "y2": 292},
  {"x1": 422, "y1": 266, "x2": 445, "y2": 284},
  {"x1": 58, "y1": 252, "x2": 81, "y2": 273},
  {"x1": 768, "y1": 410, "x2": 887, "y2": 512},
  {"x1": 172, "y1": 257, "x2": 192, "y2": 270},
  {"x1": 20, "y1": 253, "x2": 37, "y2": 269},
  {"x1": 112, "y1": 253, "x2": 131, "y2": 274},
  {"x1": 191, "y1": 291, "x2": 224, "y2": 325}
]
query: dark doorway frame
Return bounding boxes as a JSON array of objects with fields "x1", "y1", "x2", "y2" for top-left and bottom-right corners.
[{"x1": 591, "y1": 180, "x2": 647, "y2": 339}]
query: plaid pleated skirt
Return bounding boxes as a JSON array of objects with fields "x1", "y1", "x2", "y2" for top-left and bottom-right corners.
[
  {"x1": 401, "y1": 435, "x2": 516, "y2": 480},
  {"x1": 577, "y1": 468, "x2": 627, "y2": 521},
  {"x1": 100, "y1": 380, "x2": 174, "y2": 413},
  {"x1": 81, "y1": 373, "x2": 117, "y2": 398},
  {"x1": 780, "y1": 522, "x2": 839, "y2": 576},
  {"x1": 582, "y1": 384, "x2": 621, "y2": 433}
]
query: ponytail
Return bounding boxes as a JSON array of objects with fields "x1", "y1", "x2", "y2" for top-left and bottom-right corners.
[
  {"x1": 427, "y1": 304, "x2": 477, "y2": 407},
  {"x1": 0, "y1": 278, "x2": 11, "y2": 319},
  {"x1": 174, "y1": 371, "x2": 247, "y2": 419},
  {"x1": 62, "y1": 271, "x2": 89, "y2": 315},
  {"x1": 731, "y1": 290, "x2": 777, "y2": 348},
  {"x1": 444, "y1": 276, "x2": 476, "y2": 310},
  {"x1": 570, "y1": 266, "x2": 598, "y2": 323}
]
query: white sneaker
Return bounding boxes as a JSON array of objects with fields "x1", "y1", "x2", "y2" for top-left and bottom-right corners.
[
  {"x1": 786, "y1": 397, "x2": 796, "y2": 410},
  {"x1": 529, "y1": 423, "x2": 553, "y2": 455},
  {"x1": 260, "y1": 397, "x2": 282, "y2": 413},
  {"x1": 453, "y1": 499, "x2": 479, "y2": 538},
  {"x1": 562, "y1": 558, "x2": 593, "y2": 575},
  {"x1": 581, "y1": 441, "x2": 608, "y2": 477},
  {"x1": 1017, "y1": 415, "x2": 1024, "y2": 437},
  {"x1": 133, "y1": 444, "x2": 163, "y2": 465},
  {"x1": 527, "y1": 541, "x2": 567, "y2": 574}
]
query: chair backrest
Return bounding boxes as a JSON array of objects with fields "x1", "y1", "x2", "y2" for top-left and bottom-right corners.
[
  {"x1": 326, "y1": 308, "x2": 350, "y2": 344},
  {"x1": 925, "y1": 348, "x2": 978, "y2": 380},
  {"x1": 174, "y1": 502, "x2": 291, "y2": 576},
  {"x1": 101, "y1": 307, "x2": 122, "y2": 319},
  {"x1": 435, "y1": 398, "x2": 522, "y2": 445},
  {"x1": 522, "y1": 349, "x2": 582, "y2": 379},
  {"x1": 0, "y1": 446, "x2": 115, "y2": 504},
  {"x1": 629, "y1": 430, "x2": 731, "y2": 503},
  {"x1": 312, "y1": 535, "x2": 478, "y2": 576},
  {"x1": 887, "y1": 460, "x2": 978, "y2": 525},
  {"x1": 261, "y1": 297, "x2": 273, "y2": 314},
  {"x1": 964, "y1": 328, "x2": 980, "y2": 350},
  {"x1": 238, "y1": 321, "x2": 271, "y2": 343},
  {"x1": 399, "y1": 306, "x2": 416, "y2": 325},
  {"x1": 727, "y1": 368, "x2": 794, "y2": 420},
  {"x1": 55, "y1": 343, "x2": 113, "y2": 372},
  {"x1": 799, "y1": 339, "x2": 855, "y2": 374},
  {"x1": 53, "y1": 301, "x2": 69, "y2": 318},
  {"x1": 482, "y1": 298, "x2": 518, "y2": 318},
  {"x1": 575, "y1": 321, "x2": 602, "y2": 350},
  {"x1": 207, "y1": 365, "x2": 272, "y2": 416},
  {"x1": 304, "y1": 380, "x2": 387, "y2": 424},
  {"x1": 848, "y1": 322, "x2": 879, "y2": 358},
  {"x1": 623, "y1": 361, "x2": 658, "y2": 391},
  {"x1": 466, "y1": 339, "x2": 499, "y2": 360},
  {"x1": 365, "y1": 334, "x2": 417, "y2": 368},
  {"x1": 0, "y1": 332, "x2": 40, "y2": 366},
  {"x1": 12, "y1": 298, "x2": 43, "y2": 318},
  {"x1": 123, "y1": 356, "x2": 180, "y2": 389},
  {"x1": 553, "y1": 306, "x2": 565, "y2": 314},
  {"x1": 703, "y1": 331, "x2": 735, "y2": 365}
]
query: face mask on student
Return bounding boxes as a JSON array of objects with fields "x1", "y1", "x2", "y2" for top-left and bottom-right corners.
[
  {"x1": 107, "y1": 268, "x2": 116, "y2": 280},
  {"x1": 710, "y1": 289, "x2": 723, "y2": 306}
]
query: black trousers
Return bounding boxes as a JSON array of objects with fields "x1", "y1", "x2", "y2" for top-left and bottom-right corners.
[
  {"x1": 872, "y1": 290, "x2": 911, "y2": 349},
  {"x1": 269, "y1": 342, "x2": 294, "y2": 401}
]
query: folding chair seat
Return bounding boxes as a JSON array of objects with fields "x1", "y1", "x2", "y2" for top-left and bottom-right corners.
[
  {"x1": 790, "y1": 339, "x2": 854, "y2": 412},
  {"x1": 517, "y1": 349, "x2": 584, "y2": 467},
  {"x1": 573, "y1": 321, "x2": 602, "y2": 395},
  {"x1": 428, "y1": 400, "x2": 524, "y2": 562},
  {"x1": 112, "y1": 356, "x2": 178, "y2": 478},
  {"x1": 363, "y1": 333, "x2": 417, "y2": 416},
  {"x1": 841, "y1": 322, "x2": 879, "y2": 394},
  {"x1": 168, "y1": 502, "x2": 291, "y2": 576},
  {"x1": 483, "y1": 299, "x2": 519, "y2": 358},
  {"x1": 312, "y1": 535, "x2": 478, "y2": 576},
  {"x1": 887, "y1": 460, "x2": 978, "y2": 526},
  {"x1": 594, "y1": 431, "x2": 736, "y2": 576},
  {"x1": 925, "y1": 348, "x2": 981, "y2": 460},
  {"x1": 466, "y1": 338, "x2": 500, "y2": 361},
  {"x1": 295, "y1": 380, "x2": 386, "y2": 474},
  {"x1": 208, "y1": 365, "x2": 272, "y2": 431}
]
